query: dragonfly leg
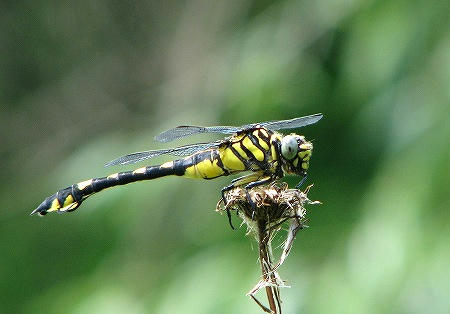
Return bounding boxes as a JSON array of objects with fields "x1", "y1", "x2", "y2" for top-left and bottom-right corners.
[
  {"x1": 221, "y1": 185, "x2": 236, "y2": 230},
  {"x1": 244, "y1": 176, "x2": 274, "y2": 219},
  {"x1": 221, "y1": 173, "x2": 263, "y2": 229},
  {"x1": 295, "y1": 174, "x2": 307, "y2": 189}
]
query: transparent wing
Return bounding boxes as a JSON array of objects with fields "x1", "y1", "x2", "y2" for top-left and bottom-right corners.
[
  {"x1": 155, "y1": 113, "x2": 323, "y2": 143},
  {"x1": 155, "y1": 125, "x2": 241, "y2": 143},
  {"x1": 258, "y1": 113, "x2": 323, "y2": 131},
  {"x1": 105, "y1": 141, "x2": 222, "y2": 167}
]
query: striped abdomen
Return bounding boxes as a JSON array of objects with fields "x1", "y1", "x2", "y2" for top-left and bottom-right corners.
[{"x1": 32, "y1": 158, "x2": 192, "y2": 216}]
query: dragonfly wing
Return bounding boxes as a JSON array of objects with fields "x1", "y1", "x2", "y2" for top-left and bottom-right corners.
[
  {"x1": 155, "y1": 113, "x2": 323, "y2": 143},
  {"x1": 105, "y1": 141, "x2": 222, "y2": 166},
  {"x1": 168, "y1": 141, "x2": 222, "y2": 156},
  {"x1": 155, "y1": 125, "x2": 239, "y2": 143},
  {"x1": 258, "y1": 113, "x2": 323, "y2": 131},
  {"x1": 105, "y1": 149, "x2": 172, "y2": 166},
  {"x1": 222, "y1": 113, "x2": 323, "y2": 133}
]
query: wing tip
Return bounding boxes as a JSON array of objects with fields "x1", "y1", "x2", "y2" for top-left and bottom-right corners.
[
  {"x1": 305, "y1": 113, "x2": 323, "y2": 124},
  {"x1": 315, "y1": 113, "x2": 323, "y2": 120}
]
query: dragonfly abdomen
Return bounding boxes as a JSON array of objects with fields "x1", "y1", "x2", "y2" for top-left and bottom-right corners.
[
  {"x1": 183, "y1": 150, "x2": 228, "y2": 179},
  {"x1": 31, "y1": 161, "x2": 186, "y2": 216}
]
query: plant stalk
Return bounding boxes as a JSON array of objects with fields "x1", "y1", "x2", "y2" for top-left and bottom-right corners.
[{"x1": 258, "y1": 220, "x2": 278, "y2": 314}]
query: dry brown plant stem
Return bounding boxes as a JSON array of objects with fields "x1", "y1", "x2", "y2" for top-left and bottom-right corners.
[{"x1": 258, "y1": 220, "x2": 278, "y2": 314}]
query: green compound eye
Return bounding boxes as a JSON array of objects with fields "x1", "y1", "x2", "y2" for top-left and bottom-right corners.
[{"x1": 281, "y1": 135, "x2": 298, "y2": 160}]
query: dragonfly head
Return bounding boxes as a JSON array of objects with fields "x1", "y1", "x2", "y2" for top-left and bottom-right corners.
[{"x1": 280, "y1": 134, "x2": 313, "y2": 176}]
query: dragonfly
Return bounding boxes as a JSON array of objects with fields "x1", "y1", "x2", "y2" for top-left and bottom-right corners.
[{"x1": 31, "y1": 113, "x2": 323, "y2": 228}]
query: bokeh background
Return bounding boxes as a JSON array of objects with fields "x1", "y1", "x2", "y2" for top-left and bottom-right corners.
[{"x1": 1, "y1": 0, "x2": 448, "y2": 313}]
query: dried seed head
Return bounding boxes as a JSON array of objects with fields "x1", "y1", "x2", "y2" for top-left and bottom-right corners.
[
  {"x1": 217, "y1": 182, "x2": 318, "y2": 234},
  {"x1": 216, "y1": 181, "x2": 320, "y2": 312}
]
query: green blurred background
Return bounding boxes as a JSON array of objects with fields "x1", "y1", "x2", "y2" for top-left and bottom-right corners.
[{"x1": 1, "y1": 0, "x2": 448, "y2": 313}]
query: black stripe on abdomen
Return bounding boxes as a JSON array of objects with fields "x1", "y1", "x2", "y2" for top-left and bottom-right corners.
[{"x1": 32, "y1": 160, "x2": 184, "y2": 216}]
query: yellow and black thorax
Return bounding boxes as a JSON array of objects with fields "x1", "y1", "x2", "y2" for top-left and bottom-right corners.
[{"x1": 183, "y1": 127, "x2": 279, "y2": 179}]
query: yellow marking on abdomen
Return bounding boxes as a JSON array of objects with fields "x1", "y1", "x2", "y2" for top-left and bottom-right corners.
[
  {"x1": 61, "y1": 202, "x2": 78, "y2": 212},
  {"x1": 200, "y1": 159, "x2": 224, "y2": 178},
  {"x1": 302, "y1": 162, "x2": 309, "y2": 170},
  {"x1": 60, "y1": 195, "x2": 77, "y2": 212},
  {"x1": 63, "y1": 194, "x2": 74, "y2": 207},
  {"x1": 133, "y1": 167, "x2": 147, "y2": 174},
  {"x1": 161, "y1": 161, "x2": 174, "y2": 168},
  {"x1": 48, "y1": 198, "x2": 61, "y2": 212},
  {"x1": 184, "y1": 159, "x2": 225, "y2": 179},
  {"x1": 107, "y1": 173, "x2": 119, "y2": 179},
  {"x1": 184, "y1": 165, "x2": 197, "y2": 178},
  {"x1": 220, "y1": 148, "x2": 246, "y2": 171},
  {"x1": 243, "y1": 137, "x2": 264, "y2": 161},
  {"x1": 77, "y1": 179, "x2": 93, "y2": 190}
]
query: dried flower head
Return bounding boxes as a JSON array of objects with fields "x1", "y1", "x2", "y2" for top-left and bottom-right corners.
[{"x1": 216, "y1": 181, "x2": 320, "y2": 313}]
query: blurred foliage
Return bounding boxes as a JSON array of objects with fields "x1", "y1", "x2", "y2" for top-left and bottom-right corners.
[{"x1": 0, "y1": 0, "x2": 448, "y2": 313}]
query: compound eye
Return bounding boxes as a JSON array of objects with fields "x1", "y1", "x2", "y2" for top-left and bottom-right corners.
[{"x1": 281, "y1": 135, "x2": 298, "y2": 160}]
